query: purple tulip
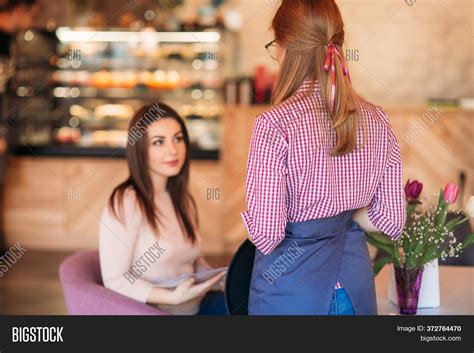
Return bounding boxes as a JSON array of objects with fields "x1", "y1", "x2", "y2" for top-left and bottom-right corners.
[
  {"x1": 443, "y1": 182, "x2": 459, "y2": 204},
  {"x1": 405, "y1": 179, "x2": 423, "y2": 202}
]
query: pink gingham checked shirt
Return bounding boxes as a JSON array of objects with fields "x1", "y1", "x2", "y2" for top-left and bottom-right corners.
[{"x1": 240, "y1": 77, "x2": 406, "y2": 257}]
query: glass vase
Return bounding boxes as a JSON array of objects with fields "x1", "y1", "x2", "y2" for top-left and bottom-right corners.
[{"x1": 394, "y1": 266, "x2": 424, "y2": 315}]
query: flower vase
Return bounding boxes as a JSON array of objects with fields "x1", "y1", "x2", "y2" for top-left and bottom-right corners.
[
  {"x1": 394, "y1": 266, "x2": 424, "y2": 315},
  {"x1": 388, "y1": 259, "x2": 440, "y2": 309}
]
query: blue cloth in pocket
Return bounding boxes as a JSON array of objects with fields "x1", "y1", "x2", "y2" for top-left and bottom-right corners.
[{"x1": 328, "y1": 288, "x2": 355, "y2": 315}]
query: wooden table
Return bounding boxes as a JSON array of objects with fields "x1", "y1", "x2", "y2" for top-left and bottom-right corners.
[{"x1": 376, "y1": 265, "x2": 474, "y2": 315}]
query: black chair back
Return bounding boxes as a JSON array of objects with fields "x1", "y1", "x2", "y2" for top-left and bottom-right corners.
[{"x1": 224, "y1": 239, "x2": 255, "y2": 315}]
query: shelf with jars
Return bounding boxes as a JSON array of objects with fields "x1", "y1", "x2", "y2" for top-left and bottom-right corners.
[{"x1": 5, "y1": 27, "x2": 237, "y2": 160}]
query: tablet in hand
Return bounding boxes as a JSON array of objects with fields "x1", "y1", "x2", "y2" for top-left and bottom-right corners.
[{"x1": 156, "y1": 267, "x2": 228, "y2": 288}]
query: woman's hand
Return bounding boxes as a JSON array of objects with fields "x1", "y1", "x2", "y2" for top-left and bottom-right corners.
[
  {"x1": 353, "y1": 207, "x2": 380, "y2": 233},
  {"x1": 171, "y1": 272, "x2": 226, "y2": 305},
  {"x1": 210, "y1": 276, "x2": 226, "y2": 292}
]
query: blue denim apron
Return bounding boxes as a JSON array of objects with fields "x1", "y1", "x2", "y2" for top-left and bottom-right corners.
[{"x1": 248, "y1": 210, "x2": 377, "y2": 315}]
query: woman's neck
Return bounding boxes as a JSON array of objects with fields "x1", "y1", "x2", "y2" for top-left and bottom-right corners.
[{"x1": 151, "y1": 173, "x2": 168, "y2": 195}]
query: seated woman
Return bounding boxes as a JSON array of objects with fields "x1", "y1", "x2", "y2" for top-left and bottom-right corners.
[{"x1": 99, "y1": 102, "x2": 226, "y2": 315}]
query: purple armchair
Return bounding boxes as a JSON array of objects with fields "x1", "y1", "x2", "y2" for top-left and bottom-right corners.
[{"x1": 59, "y1": 250, "x2": 167, "y2": 315}]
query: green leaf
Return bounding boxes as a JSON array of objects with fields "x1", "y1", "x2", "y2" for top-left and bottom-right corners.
[
  {"x1": 462, "y1": 233, "x2": 474, "y2": 250},
  {"x1": 406, "y1": 203, "x2": 417, "y2": 218},
  {"x1": 437, "y1": 188, "x2": 444, "y2": 205},
  {"x1": 407, "y1": 217, "x2": 429, "y2": 258},
  {"x1": 418, "y1": 246, "x2": 440, "y2": 268},
  {"x1": 365, "y1": 235, "x2": 400, "y2": 266},
  {"x1": 444, "y1": 216, "x2": 463, "y2": 231},
  {"x1": 366, "y1": 232, "x2": 395, "y2": 245},
  {"x1": 373, "y1": 257, "x2": 393, "y2": 277},
  {"x1": 435, "y1": 189, "x2": 448, "y2": 226},
  {"x1": 411, "y1": 216, "x2": 429, "y2": 244},
  {"x1": 401, "y1": 232, "x2": 411, "y2": 259},
  {"x1": 407, "y1": 234, "x2": 416, "y2": 253},
  {"x1": 409, "y1": 235, "x2": 427, "y2": 268}
]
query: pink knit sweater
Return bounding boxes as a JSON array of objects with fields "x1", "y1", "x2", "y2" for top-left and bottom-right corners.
[{"x1": 99, "y1": 187, "x2": 207, "y2": 315}]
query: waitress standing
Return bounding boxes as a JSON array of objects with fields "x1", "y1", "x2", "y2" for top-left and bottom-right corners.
[{"x1": 240, "y1": 0, "x2": 406, "y2": 315}]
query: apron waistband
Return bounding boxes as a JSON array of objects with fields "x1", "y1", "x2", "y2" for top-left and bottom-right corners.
[{"x1": 285, "y1": 210, "x2": 356, "y2": 239}]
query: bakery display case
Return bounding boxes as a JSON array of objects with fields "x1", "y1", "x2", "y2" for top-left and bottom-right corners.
[
  {"x1": 4, "y1": 29, "x2": 56, "y2": 149},
  {"x1": 6, "y1": 27, "x2": 237, "y2": 159}
]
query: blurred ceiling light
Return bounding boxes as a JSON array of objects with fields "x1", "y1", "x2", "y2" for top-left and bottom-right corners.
[
  {"x1": 24, "y1": 31, "x2": 34, "y2": 41},
  {"x1": 144, "y1": 10, "x2": 155, "y2": 21},
  {"x1": 56, "y1": 27, "x2": 221, "y2": 43}
]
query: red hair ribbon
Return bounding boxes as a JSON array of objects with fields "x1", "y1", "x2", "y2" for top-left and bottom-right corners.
[{"x1": 324, "y1": 43, "x2": 351, "y2": 112}]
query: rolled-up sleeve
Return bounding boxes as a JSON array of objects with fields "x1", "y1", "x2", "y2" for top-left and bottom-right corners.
[
  {"x1": 367, "y1": 128, "x2": 406, "y2": 240},
  {"x1": 240, "y1": 116, "x2": 289, "y2": 255}
]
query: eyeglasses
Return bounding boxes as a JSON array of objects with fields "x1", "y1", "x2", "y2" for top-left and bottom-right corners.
[{"x1": 265, "y1": 39, "x2": 277, "y2": 61}]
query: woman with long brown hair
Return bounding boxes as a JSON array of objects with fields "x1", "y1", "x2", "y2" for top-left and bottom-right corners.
[
  {"x1": 240, "y1": 0, "x2": 406, "y2": 315},
  {"x1": 99, "y1": 102, "x2": 226, "y2": 315}
]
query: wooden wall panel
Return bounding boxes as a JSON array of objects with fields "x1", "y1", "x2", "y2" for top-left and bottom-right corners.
[
  {"x1": 3, "y1": 157, "x2": 224, "y2": 255},
  {"x1": 221, "y1": 106, "x2": 267, "y2": 253},
  {"x1": 187, "y1": 161, "x2": 225, "y2": 254},
  {"x1": 62, "y1": 159, "x2": 129, "y2": 250},
  {"x1": 398, "y1": 110, "x2": 474, "y2": 205}
]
